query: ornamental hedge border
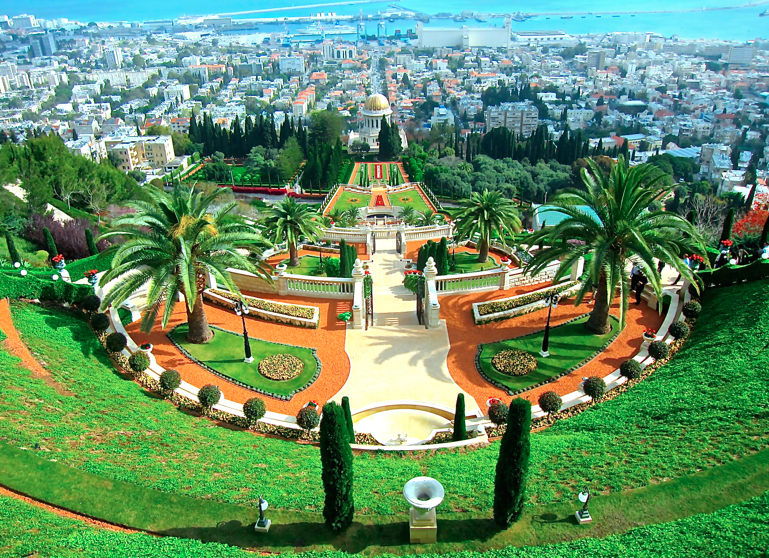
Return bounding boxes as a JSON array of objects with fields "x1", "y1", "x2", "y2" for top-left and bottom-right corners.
[
  {"x1": 473, "y1": 281, "x2": 581, "y2": 325},
  {"x1": 475, "y1": 314, "x2": 622, "y2": 396},
  {"x1": 204, "y1": 288, "x2": 319, "y2": 328},
  {"x1": 166, "y1": 324, "x2": 322, "y2": 401},
  {"x1": 0, "y1": 271, "x2": 94, "y2": 304},
  {"x1": 697, "y1": 258, "x2": 769, "y2": 288}
]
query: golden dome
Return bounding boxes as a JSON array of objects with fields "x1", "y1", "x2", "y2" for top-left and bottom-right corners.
[{"x1": 364, "y1": 93, "x2": 390, "y2": 112}]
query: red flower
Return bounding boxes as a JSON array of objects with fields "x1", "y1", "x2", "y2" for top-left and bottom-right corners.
[
  {"x1": 52, "y1": 254, "x2": 64, "y2": 264},
  {"x1": 644, "y1": 328, "x2": 657, "y2": 337},
  {"x1": 84, "y1": 269, "x2": 99, "y2": 278}
]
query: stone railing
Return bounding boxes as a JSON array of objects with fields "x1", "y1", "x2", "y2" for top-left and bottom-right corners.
[
  {"x1": 508, "y1": 261, "x2": 562, "y2": 288},
  {"x1": 282, "y1": 273, "x2": 354, "y2": 299},
  {"x1": 423, "y1": 257, "x2": 441, "y2": 328},
  {"x1": 320, "y1": 227, "x2": 369, "y2": 244},
  {"x1": 320, "y1": 183, "x2": 342, "y2": 213},
  {"x1": 472, "y1": 281, "x2": 581, "y2": 325},
  {"x1": 225, "y1": 267, "x2": 278, "y2": 295},
  {"x1": 402, "y1": 224, "x2": 453, "y2": 242},
  {"x1": 204, "y1": 289, "x2": 320, "y2": 328},
  {"x1": 435, "y1": 267, "x2": 510, "y2": 295}
]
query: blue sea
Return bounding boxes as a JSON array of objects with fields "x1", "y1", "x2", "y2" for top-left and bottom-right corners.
[{"x1": 8, "y1": 0, "x2": 768, "y2": 41}]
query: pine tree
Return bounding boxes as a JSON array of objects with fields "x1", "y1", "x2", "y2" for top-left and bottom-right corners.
[
  {"x1": 319, "y1": 402, "x2": 355, "y2": 532},
  {"x1": 721, "y1": 207, "x2": 734, "y2": 242},
  {"x1": 85, "y1": 229, "x2": 99, "y2": 256},
  {"x1": 339, "y1": 239, "x2": 349, "y2": 278},
  {"x1": 43, "y1": 227, "x2": 57, "y2": 258},
  {"x1": 493, "y1": 398, "x2": 531, "y2": 527},
  {"x1": 453, "y1": 393, "x2": 467, "y2": 441},
  {"x1": 5, "y1": 234, "x2": 21, "y2": 264},
  {"x1": 341, "y1": 396, "x2": 355, "y2": 443}
]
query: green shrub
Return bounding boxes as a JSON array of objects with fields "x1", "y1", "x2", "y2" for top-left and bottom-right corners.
[
  {"x1": 669, "y1": 321, "x2": 690, "y2": 340},
  {"x1": 341, "y1": 396, "x2": 355, "y2": 443},
  {"x1": 296, "y1": 406, "x2": 320, "y2": 431},
  {"x1": 494, "y1": 398, "x2": 531, "y2": 527},
  {"x1": 488, "y1": 400, "x2": 509, "y2": 426},
  {"x1": 683, "y1": 301, "x2": 702, "y2": 319},
  {"x1": 197, "y1": 384, "x2": 221, "y2": 410},
  {"x1": 43, "y1": 227, "x2": 57, "y2": 259},
  {"x1": 243, "y1": 397, "x2": 266, "y2": 425},
  {"x1": 79, "y1": 295, "x2": 101, "y2": 313},
  {"x1": 105, "y1": 332, "x2": 127, "y2": 353},
  {"x1": 620, "y1": 359, "x2": 642, "y2": 380},
  {"x1": 85, "y1": 228, "x2": 99, "y2": 256},
  {"x1": 453, "y1": 393, "x2": 467, "y2": 441},
  {"x1": 583, "y1": 377, "x2": 606, "y2": 400},
  {"x1": 5, "y1": 234, "x2": 20, "y2": 264},
  {"x1": 127, "y1": 352, "x2": 150, "y2": 374},
  {"x1": 159, "y1": 369, "x2": 181, "y2": 393},
  {"x1": 649, "y1": 341, "x2": 670, "y2": 361},
  {"x1": 319, "y1": 401, "x2": 355, "y2": 532},
  {"x1": 538, "y1": 391, "x2": 563, "y2": 415},
  {"x1": 89, "y1": 313, "x2": 111, "y2": 332}
]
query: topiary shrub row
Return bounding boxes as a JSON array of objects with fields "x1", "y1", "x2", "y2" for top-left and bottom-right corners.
[
  {"x1": 682, "y1": 301, "x2": 702, "y2": 319},
  {"x1": 0, "y1": 271, "x2": 94, "y2": 304},
  {"x1": 620, "y1": 359, "x2": 642, "y2": 380},
  {"x1": 297, "y1": 405, "x2": 320, "y2": 431},
  {"x1": 649, "y1": 340, "x2": 670, "y2": 361},
  {"x1": 669, "y1": 321, "x2": 690, "y2": 340},
  {"x1": 127, "y1": 351, "x2": 150, "y2": 375},
  {"x1": 198, "y1": 384, "x2": 221, "y2": 412},
  {"x1": 583, "y1": 376, "x2": 606, "y2": 400}
]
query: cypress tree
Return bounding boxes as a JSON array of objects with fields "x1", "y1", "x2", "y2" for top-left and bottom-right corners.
[
  {"x1": 339, "y1": 239, "x2": 349, "y2": 278},
  {"x1": 426, "y1": 240, "x2": 437, "y2": 265},
  {"x1": 436, "y1": 237, "x2": 449, "y2": 275},
  {"x1": 378, "y1": 117, "x2": 393, "y2": 160},
  {"x1": 319, "y1": 401, "x2": 355, "y2": 532},
  {"x1": 5, "y1": 234, "x2": 21, "y2": 264},
  {"x1": 493, "y1": 398, "x2": 531, "y2": 528},
  {"x1": 85, "y1": 229, "x2": 99, "y2": 256},
  {"x1": 452, "y1": 393, "x2": 467, "y2": 441},
  {"x1": 43, "y1": 227, "x2": 57, "y2": 258},
  {"x1": 341, "y1": 396, "x2": 355, "y2": 443},
  {"x1": 720, "y1": 207, "x2": 734, "y2": 242},
  {"x1": 745, "y1": 180, "x2": 759, "y2": 210},
  {"x1": 346, "y1": 244, "x2": 357, "y2": 278},
  {"x1": 416, "y1": 243, "x2": 429, "y2": 272}
]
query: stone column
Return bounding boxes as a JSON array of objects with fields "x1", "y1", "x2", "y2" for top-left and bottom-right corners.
[
  {"x1": 351, "y1": 258, "x2": 364, "y2": 329},
  {"x1": 274, "y1": 264, "x2": 288, "y2": 296},
  {"x1": 570, "y1": 257, "x2": 585, "y2": 282}
]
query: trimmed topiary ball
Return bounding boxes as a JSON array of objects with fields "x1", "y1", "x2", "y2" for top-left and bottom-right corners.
[
  {"x1": 80, "y1": 295, "x2": 101, "y2": 313},
  {"x1": 669, "y1": 321, "x2": 690, "y2": 340},
  {"x1": 620, "y1": 359, "x2": 642, "y2": 380},
  {"x1": 127, "y1": 351, "x2": 150, "y2": 374},
  {"x1": 296, "y1": 406, "x2": 320, "y2": 431},
  {"x1": 159, "y1": 369, "x2": 181, "y2": 393},
  {"x1": 198, "y1": 384, "x2": 221, "y2": 410},
  {"x1": 583, "y1": 377, "x2": 606, "y2": 401},
  {"x1": 244, "y1": 397, "x2": 267, "y2": 425},
  {"x1": 90, "y1": 312, "x2": 110, "y2": 332},
  {"x1": 649, "y1": 340, "x2": 670, "y2": 361},
  {"x1": 538, "y1": 391, "x2": 563, "y2": 415},
  {"x1": 682, "y1": 301, "x2": 702, "y2": 319},
  {"x1": 488, "y1": 401, "x2": 509, "y2": 426},
  {"x1": 105, "y1": 332, "x2": 127, "y2": 353}
]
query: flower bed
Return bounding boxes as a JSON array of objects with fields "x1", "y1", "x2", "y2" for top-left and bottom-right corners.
[
  {"x1": 473, "y1": 281, "x2": 581, "y2": 324},
  {"x1": 258, "y1": 354, "x2": 304, "y2": 381},
  {"x1": 204, "y1": 289, "x2": 319, "y2": 328},
  {"x1": 491, "y1": 349, "x2": 538, "y2": 376}
]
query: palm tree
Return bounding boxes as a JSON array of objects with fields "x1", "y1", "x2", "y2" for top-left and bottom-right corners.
[
  {"x1": 524, "y1": 157, "x2": 705, "y2": 334},
  {"x1": 340, "y1": 207, "x2": 362, "y2": 228},
  {"x1": 415, "y1": 210, "x2": 444, "y2": 227},
  {"x1": 261, "y1": 197, "x2": 322, "y2": 267},
  {"x1": 98, "y1": 186, "x2": 271, "y2": 344},
  {"x1": 399, "y1": 206, "x2": 418, "y2": 226},
  {"x1": 454, "y1": 189, "x2": 522, "y2": 263}
]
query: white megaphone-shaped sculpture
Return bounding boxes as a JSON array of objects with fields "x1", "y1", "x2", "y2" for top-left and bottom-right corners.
[{"x1": 403, "y1": 476, "x2": 444, "y2": 544}]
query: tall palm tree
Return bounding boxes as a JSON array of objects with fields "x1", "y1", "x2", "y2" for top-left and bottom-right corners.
[
  {"x1": 524, "y1": 157, "x2": 705, "y2": 334},
  {"x1": 415, "y1": 210, "x2": 444, "y2": 227},
  {"x1": 98, "y1": 185, "x2": 271, "y2": 344},
  {"x1": 261, "y1": 197, "x2": 322, "y2": 267},
  {"x1": 454, "y1": 189, "x2": 522, "y2": 263},
  {"x1": 399, "y1": 206, "x2": 418, "y2": 226}
]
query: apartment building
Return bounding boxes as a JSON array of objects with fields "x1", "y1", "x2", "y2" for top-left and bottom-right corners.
[
  {"x1": 107, "y1": 135, "x2": 175, "y2": 172},
  {"x1": 485, "y1": 102, "x2": 539, "y2": 137},
  {"x1": 65, "y1": 137, "x2": 108, "y2": 162}
]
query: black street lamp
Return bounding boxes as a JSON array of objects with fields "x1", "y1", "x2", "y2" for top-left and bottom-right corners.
[
  {"x1": 576, "y1": 487, "x2": 592, "y2": 524},
  {"x1": 540, "y1": 292, "x2": 560, "y2": 358},
  {"x1": 234, "y1": 300, "x2": 253, "y2": 363}
]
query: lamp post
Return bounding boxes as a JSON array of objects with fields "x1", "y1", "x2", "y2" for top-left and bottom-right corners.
[
  {"x1": 576, "y1": 488, "x2": 592, "y2": 524},
  {"x1": 539, "y1": 292, "x2": 560, "y2": 358},
  {"x1": 254, "y1": 495, "x2": 271, "y2": 533},
  {"x1": 233, "y1": 300, "x2": 253, "y2": 363}
]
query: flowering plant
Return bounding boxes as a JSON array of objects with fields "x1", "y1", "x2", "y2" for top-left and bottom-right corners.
[
  {"x1": 486, "y1": 397, "x2": 501, "y2": 407},
  {"x1": 365, "y1": 270, "x2": 371, "y2": 275},
  {"x1": 691, "y1": 254, "x2": 705, "y2": 264},
  {"x1": 643, "y1": 328, "x2": 657, "y2": 338},
  {"x1": 52, "y1": 254, "x2": 65, "y2": 264},
  {"x1": 720, "y1": 240, "x2": 733, "y2": 248},
  {"x1": 306, "y1": 400, "x2": 319, "y2": 409},
  {"x1": 140, "y1": 343, "x2": 152, "y2": 350},
  {"x1": 84, "y1": 269, "x2": 99, "y2": 278}
]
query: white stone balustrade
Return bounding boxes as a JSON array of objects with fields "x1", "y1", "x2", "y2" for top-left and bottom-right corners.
[
  {"x1": 402, "y1": 224, "x2": 453, "y2": 242},
  {"x1": 423, "y1": 257, "x2": 441, "y2": 328},
  {"x1": 351, "y1": 258, "x2": 365, "y2": 329}
]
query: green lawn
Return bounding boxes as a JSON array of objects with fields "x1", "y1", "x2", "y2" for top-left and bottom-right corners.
[
  {"x1": 279, "y1": 255, "x2": 338, "y2": 276},
  {"x1": 330, "y1": 191, "x2": 372, "y2": 212},
  {"x1": 170, "y1": 324, "x2": 319, "y2": 399},
  {"x1": 387, "y1": 188, "x2": 432, "y2": 214},
  {"x1": 477, "y1": 315, "x2": 619, "y2": 393},
  {"x1": 449, "y1": 251, "x2": 500, "y2": 274}
]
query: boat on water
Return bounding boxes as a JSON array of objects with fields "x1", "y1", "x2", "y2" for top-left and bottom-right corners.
[
  {"x1": 761, "y1": 9, "x2": 769, "y2": 16},
  {"x1": 296, "y1": 21, "x2": 357, "y2": 35},
  {"x1": 561, "y1": 15, "x2": 573, "y2": 19}
]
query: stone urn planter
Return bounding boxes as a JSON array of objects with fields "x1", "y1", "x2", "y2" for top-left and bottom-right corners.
[
  {"x1": 139, "y1": 343, "x2": 153, "y2": 353},
  {"x1": 642, "y1": 329, "x2": 657, "y2": 349}
]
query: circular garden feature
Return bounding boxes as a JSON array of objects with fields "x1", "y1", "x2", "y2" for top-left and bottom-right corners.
[
  {"x1": 491, "y1": 349, "x2": 538, "y2": 376},
  {"x1": 258, "y1": 354, "x2": 304, "y2": 381}
]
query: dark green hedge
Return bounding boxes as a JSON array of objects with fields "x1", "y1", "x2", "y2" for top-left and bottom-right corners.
[
  {"x1": 0, "y1": 271, "x2": 93, "y2": 304},
  {"x1": 697, "y1": 259, "x2": 769, "y2": 288}
]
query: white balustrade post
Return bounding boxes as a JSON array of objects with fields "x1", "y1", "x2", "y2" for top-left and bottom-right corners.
[
  {"x1": 397, "y1": 226, "x2": 406, "y2": 255},
  {"x1": 351, "y1": 258, "x2": 364, "y2": 329},
  {"x1": 206, "y1": 271, "x2": 217, "y2": 290},
  {"x1": 570, "y1": 257, "x2": 585, "y2": 282},
  {"x1": 274, "y1": 264, "x2": 289, "y2": 296},
  {"x1": 424, "y1": 257, "x2": 441, "y2": 328},
  {"x1": 500, "y1": 265, "x2": 511, "y2": 290}
]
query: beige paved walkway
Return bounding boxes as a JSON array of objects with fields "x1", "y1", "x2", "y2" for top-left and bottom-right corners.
[{"x1": 333, "y1": 239, "x2": 480, "y2": 443}]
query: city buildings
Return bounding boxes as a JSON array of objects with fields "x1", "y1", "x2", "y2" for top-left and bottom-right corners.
[{"x1": 485, "y1": 102, "x2": 540, "y2": 138}]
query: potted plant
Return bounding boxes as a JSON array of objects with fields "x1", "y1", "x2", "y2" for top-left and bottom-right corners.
[
  {"x1": 139, "y1": 342, "x2": 153, "y2": 353},
  {"x1": 84, "y1": 269, "x2": 99, "y2": 285},
  {"x1": 500, "y1": 257, "x2": 511, "y2": 267},
  {"x1": 52, "y1": 254, "x2": 66, "y2": 270},
  {"x1": 642, "y1": 328, "x2": 657, "y2": 348}
]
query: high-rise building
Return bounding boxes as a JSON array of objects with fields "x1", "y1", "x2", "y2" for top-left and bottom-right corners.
[
  {"x1": 12, "y1": 14, "x2": 36, "y2": 29},
  {"x1": 725, "y1": 46, "x2": 755, "y2": 67},
  {"x1": 30, "y1": 33, "x2": 57, "y2": 58},
  {"x1": 586, "y1": 50, "x2": 607, "y2": 70},
  {"x1": 105, "y1": 48, "x2": 123, "y2": 69},
  {"x1": 485, "y1": 102, "x2": 539, "y2": 138}
]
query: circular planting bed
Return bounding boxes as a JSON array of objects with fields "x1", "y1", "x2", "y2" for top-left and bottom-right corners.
[
  {"x1": 348, "y1": 197, "x2": 360, "y2": 203},
  {"x1": 491, "y1": 349, "x2": 538, "y2": 376},
  {"x1": 399, "y1": 196, "x2": 413, "y2": 203},
  {"x1": 258, "y1": 353, "x2": 304, "y2": 381}
]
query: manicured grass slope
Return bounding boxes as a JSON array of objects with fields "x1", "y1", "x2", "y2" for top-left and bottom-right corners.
[
  {"x1": 387, "y1": 188, "x2": 432, "y2": 214},
  {"x1": 331, "y1": 191, "x2": 372, "y2": 212},
  {"x1": 280, "y1": 255, "x2": 338, "y2": 276},
  {"x1": 478, "y1": 316, "x2": 618, "y2": 392},
  {"x1": 2, "y1": 280, "x2": 768, "y2": 515},
  {"x1": 171, "y1": 324, "x2": 318, "y2": 397},
  {"x1": 2, "y1": 490, "x2": 769, "y2": 557},
  {"x1": 450, "y1": 251, "x2": 500, "y2": 274}
]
